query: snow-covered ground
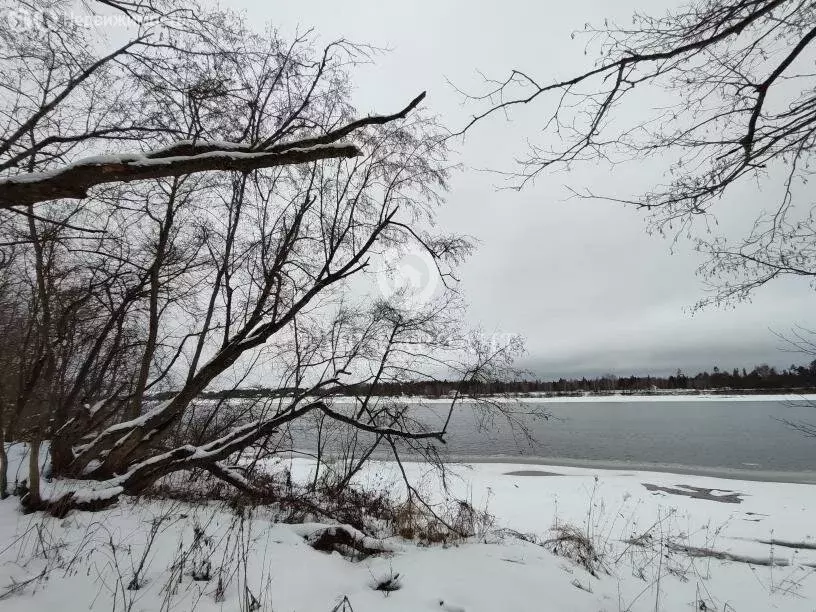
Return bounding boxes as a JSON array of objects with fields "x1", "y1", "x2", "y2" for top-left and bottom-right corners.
[{"x1": 1, "y1": 450, "x2": 815, "y2": 611}]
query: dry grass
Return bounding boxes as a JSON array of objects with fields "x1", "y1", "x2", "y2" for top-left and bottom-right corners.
[
  {"x1": 393, "y1": 496, "x2": 494, "y2": 545},
  {"x1": 545, "y1": 523, "x2": 608, "y2": 577}
]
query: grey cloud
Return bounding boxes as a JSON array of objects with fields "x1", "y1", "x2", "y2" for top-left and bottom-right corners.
[{"x1": 234, "y1": 0, "x2": 815, "y2": 378}]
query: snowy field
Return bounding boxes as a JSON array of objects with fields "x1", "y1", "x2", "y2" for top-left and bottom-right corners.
[{"x1": 1, "y1": 447, "x2": 815, "y2": 612}]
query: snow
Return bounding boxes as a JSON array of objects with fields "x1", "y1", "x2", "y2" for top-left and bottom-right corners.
[
  {"x1": 327, "y1": 393, "x2": 816, "y2": 404},
  {"x1": 85, "y1": 399, "x2": 109, "y2": 417},
  {"x1": 69, "y1": 484, "x2": 124, "y2": 503},
  {"x1": 128, "y1": 146, "x2": 350, "y2": 167},
  {"x1": 514, "y1": 393, "x2": 816, "y2": 403},
  {"x1": 0, "y1": 143, "x2": 357, "y2": 186},
  {"x1": 1, "y1": 446, "x2": 815, "y2": 611},
  {"x1": 93, "y1": 399, "x2": 171, "y2": 434},
  {"x1": 0, "y1": 154, "x2": 142, "y2": 184}
]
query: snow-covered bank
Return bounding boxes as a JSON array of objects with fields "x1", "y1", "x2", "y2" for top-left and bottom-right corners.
[
  {"x1": 510, "y1": 392, "x2": 816, "y2": 403},
  {"x1": 329, "y1": 393, "x2": 816, "y2": 403},
  {"x1": 1, "y1": 454, "x2": 814, "y2": 611},
  {"x1": 430, "y1": 455, "x2": 816, "y2": 485}
]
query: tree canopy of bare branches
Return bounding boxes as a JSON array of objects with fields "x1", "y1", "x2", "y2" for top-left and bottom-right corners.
[
  {"x1": 0, "y1": 0, "x2": 521, "y2": 514},
  {"x1": 457, "y1": 0, "x2": 816, "y2": 308},
  {"x1": 0, "y1": 0, "x2": 428, "y2": 209}
]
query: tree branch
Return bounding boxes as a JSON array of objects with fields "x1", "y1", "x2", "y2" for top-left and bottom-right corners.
[{"x1": 0, "y1": 144, "x2": 359, "y2": 209}]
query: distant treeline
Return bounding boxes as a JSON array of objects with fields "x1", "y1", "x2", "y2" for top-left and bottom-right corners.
[
  {"x1": 457, "y1": 361, "x2": 816, "y2": 396},
  {"x1": 152, "y1": 361, "x2": 816, "y2": 401}
]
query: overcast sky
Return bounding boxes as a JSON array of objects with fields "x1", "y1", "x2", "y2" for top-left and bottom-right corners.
[{"x1": 234, "y1": 0, "x2": 815, "y2": 378}]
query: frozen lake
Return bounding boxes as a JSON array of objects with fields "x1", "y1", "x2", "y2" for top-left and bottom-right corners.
[
  {"x1": 291, "y1": 397, "x2": 816, "y2": 482},
  {"x1": 430, "y1": 399, "x2": 816, "y2": 480}
]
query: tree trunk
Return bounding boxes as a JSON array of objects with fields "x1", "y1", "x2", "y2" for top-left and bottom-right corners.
[
  {"x1": 27, "y1": 439, "x2": 41, "y2": 507},
  {"x1": 39, "y1": 400, "x2": 325, "y2": 516},
  {"x1": 0, "y1": 436, "x2": 7, "y2": 500},
  {"x1": 50, "y1": 438, "x2": 73, "y2": 476},
  {"x1": 128, "y1": 180, "x2": 179, "y2": 421}
]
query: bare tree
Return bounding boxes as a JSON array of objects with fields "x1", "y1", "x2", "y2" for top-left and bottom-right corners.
[
  {"x1": 0, "y1": 1, "x2": 422, "y2": 210},
  {"x1": 0, "y1": 1, "x2": 519, "y2": 514},
  {"x1": 456, "y1": 0, "x2": 816, "y2": 308}
]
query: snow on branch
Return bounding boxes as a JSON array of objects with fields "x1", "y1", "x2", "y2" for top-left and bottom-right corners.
[
  {"x1": 0, "y1": 91, "x2": 427, "y2": 209},
  {"x1": 0, "y1": 143, "x2": 360, "y2": 209}
]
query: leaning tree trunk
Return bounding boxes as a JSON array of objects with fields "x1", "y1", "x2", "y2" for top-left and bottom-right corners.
[
  {"x1": 33, "y1": 397, "x2": 451, "y2": 518},
  {"x1": 34, "y1": 400, "x2": 325, "y2": 516}
]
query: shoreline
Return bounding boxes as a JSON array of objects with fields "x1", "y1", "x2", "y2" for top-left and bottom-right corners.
[
  {"x1": 438, "y1": 455, "x2": 816, "y2": 485},
  {"x1": 188, "y1": 392, "x2": 816, "y2": 404},
  {"x1": 285, "y1": 450, "x2": 816, "y2": 485},
  {"x1": 328, "y1": 393, "x2": 816, "y2": 403}
]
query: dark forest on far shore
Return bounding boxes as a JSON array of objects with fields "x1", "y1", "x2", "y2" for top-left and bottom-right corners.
[{"x1": 169, "y1": 361, "x2": 816, "y2": 401}]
